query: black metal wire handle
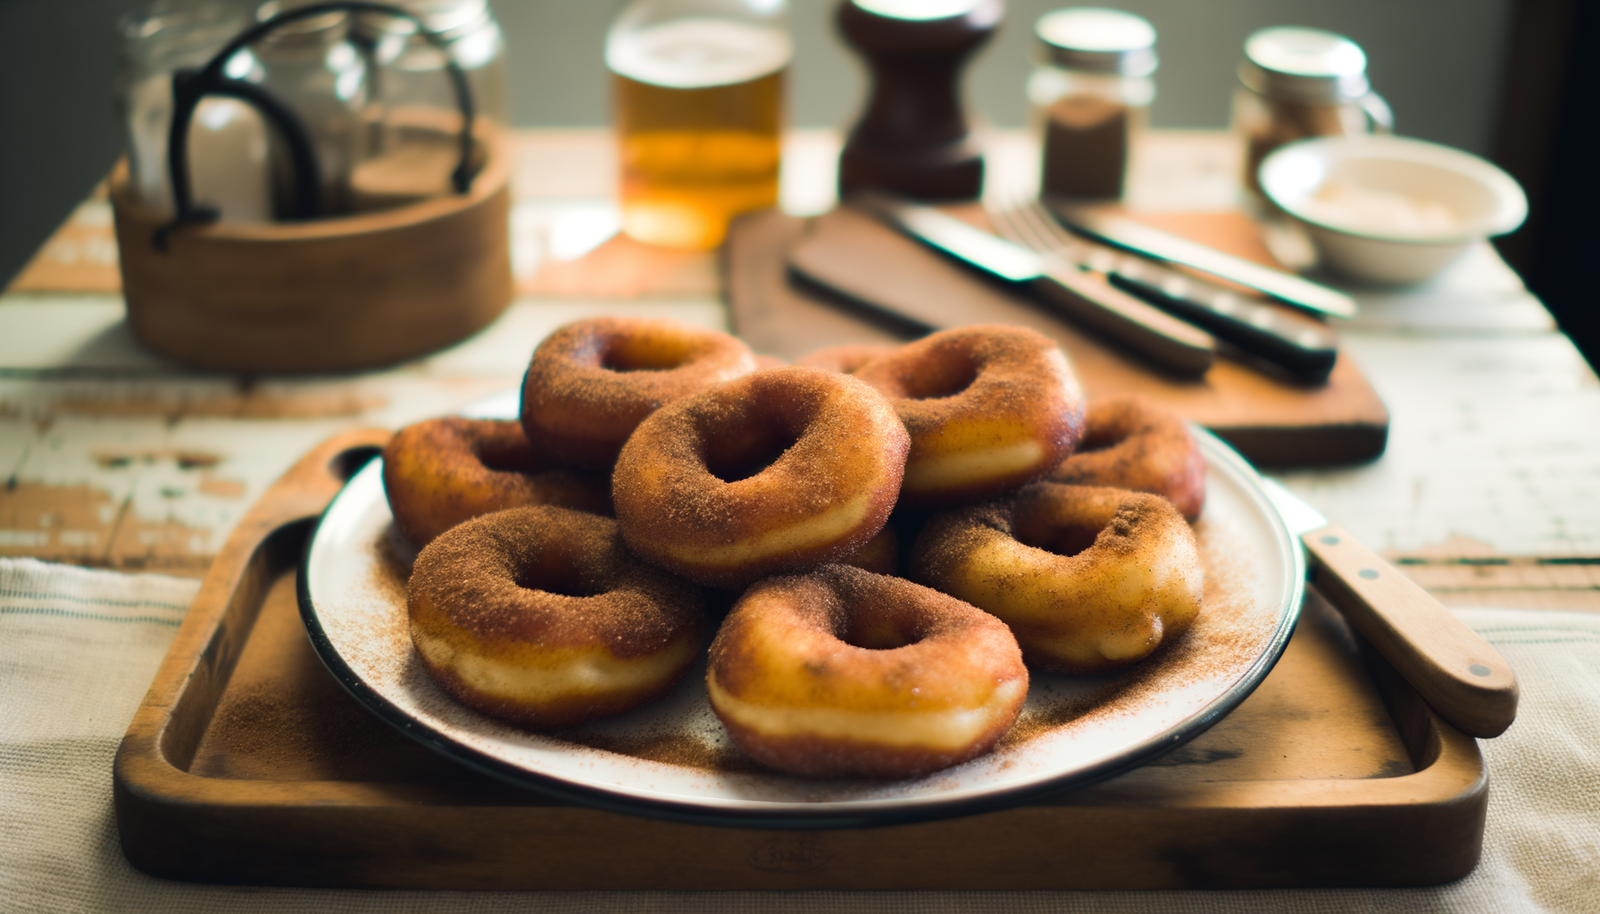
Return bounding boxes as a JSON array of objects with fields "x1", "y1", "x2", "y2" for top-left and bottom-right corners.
[{"x1": 155, "y1": 1, "x2": 478, "y2": 249}]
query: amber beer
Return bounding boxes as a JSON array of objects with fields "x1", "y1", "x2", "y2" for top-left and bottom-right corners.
[{"x1": 608, "y1": 18, "x2": 789, "y2": 249}]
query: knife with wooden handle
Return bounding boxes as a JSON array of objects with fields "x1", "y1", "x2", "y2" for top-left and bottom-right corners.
[
  {"x1": 850, "y1": 193, "x2": 1216, "y2": 377},
  {"x1": 1264, "y1": 478, "x2": 1518, "y2": 738}
]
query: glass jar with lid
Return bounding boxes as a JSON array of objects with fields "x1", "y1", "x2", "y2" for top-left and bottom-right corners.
[
  {"x1": 342, "y1": 1, "x2": 507, "y2": 211},
  {"x1": 1232, "y1": 26, "x2": 1391, "y2": 197},
  {"x1": 250, "y1": 1, "x2": 371, "y2": 216},
  {"x1": 115, "y1": 0, "x2": 271, "y2": 220},
  {"x1": 351, "y1": 0, "x2": 508, "y2": 145},
  {"x1": 1027, "y1": 7, "x2": 1156, "y2": 200}
]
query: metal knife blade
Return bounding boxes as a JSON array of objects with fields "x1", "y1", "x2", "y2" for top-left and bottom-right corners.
[
  {"x1": 1050, "y1": 201, "x2": 1359, "y2": 320},
  {"x1": 1261, "y1": 478, "x2": 1518, "y2": 738},
  {"x1": 851, "y1": 193, "x2": 1216, "y2": 377}
]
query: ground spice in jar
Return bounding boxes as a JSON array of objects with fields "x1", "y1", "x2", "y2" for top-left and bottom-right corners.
[
  {"x1": 1231, "y1": 27, "x2": 1390, "y2": 195},
  {"x1": 1027, "y1": 8, "x2": 1156, "y2": 202},
  {"x1": 1041, "y1": 94, "x2": 1136, "y2": 199}
]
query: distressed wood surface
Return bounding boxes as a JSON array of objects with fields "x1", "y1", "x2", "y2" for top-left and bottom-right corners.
[{"x1": 2, "y1": 130, "x2": 1597, "y2": 605}]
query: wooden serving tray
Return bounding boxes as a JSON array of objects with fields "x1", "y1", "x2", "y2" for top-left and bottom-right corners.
[{"x1": 114, "y1": 430, "x2": 1486, "y2": 890}]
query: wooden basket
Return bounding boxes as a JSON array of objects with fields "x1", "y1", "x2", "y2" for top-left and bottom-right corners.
[{"x1": 109, "y1": 129, "x2": 512, "y2": 374}]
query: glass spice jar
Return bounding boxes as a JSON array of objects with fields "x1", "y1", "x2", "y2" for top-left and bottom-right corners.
[
  {"x1": 342, "y1": 0, "x2": 508, "y2": 211},
  {"x1": 250, "y1": 1, "x2": 371, "y2": 216},
  {"x1": 1027, "y1": 7, "x2": 1156, "y2": 200},
  {"x1": 351, "y1": 0, "x2": 508, "y2": 148},
  {"x1": 115, "y1": 0, "x2": 273, "y2": 220},
  {"x1": 1232, "y1": 26, "x2": 1392, "y2": 198}
]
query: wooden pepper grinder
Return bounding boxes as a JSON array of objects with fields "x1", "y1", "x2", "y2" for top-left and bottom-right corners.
[{"x1": 836, "y1": 0, "x2": 1002, "y2": 200}]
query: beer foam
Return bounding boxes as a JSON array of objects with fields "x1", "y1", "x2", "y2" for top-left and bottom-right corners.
[{"x1": 607, "y1": 18, "x2": 791, "y2": 89}]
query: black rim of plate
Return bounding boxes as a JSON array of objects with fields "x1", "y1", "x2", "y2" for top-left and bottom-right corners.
[{"x1": 296, "y1": 427, "x2": 1304, "y2": 830}]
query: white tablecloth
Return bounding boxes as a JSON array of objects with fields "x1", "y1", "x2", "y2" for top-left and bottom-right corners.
[{"x1": 3, "y1": 556, "x2": 1596, "y2": 913}]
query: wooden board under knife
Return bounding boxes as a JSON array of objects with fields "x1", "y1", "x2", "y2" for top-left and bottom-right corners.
[{"x1": 725, "y1": 207, "x2": 1389, "y2": 468}]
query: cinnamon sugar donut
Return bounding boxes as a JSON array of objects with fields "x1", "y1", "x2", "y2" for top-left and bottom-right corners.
[
  {"x1": 707, "y1": 564, "x2": 1028, "y2": 778},
  {"x1": 851, "y1": 326, "x2": 1086, "y2": 509},
  {"x1": 911, "y1": 482, "x2": 1203, "y2": 673},
  {"x1": 382, "y1": 418, "x2": 610, "y2": 545},
  {"x1": 521, "y1": 317, "x2": 758, "y2": 469},
  {"x1": 408, "y1": 505, "x2": 706, "y2": 730},
  {"x1": 1048, "y1": 396, "x2": 1205, "y2": 521},
  {"x1": 612, "y1": 366, "x2": 910, "y2": 588}
]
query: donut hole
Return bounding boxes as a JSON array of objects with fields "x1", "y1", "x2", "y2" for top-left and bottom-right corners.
[
  {"x1": 896, "y1": 354, "x2": 980, "y2": 401},
  {"x1": 1014, "y1": 516, "x2": 1104, "y2": 558},
  {"x1": 831, "y1": 589, "x2": 934, "y2": 651},
  {"x1": 1074, "y1": 429, "x2": 1122, "y2": 454},
  {"x1": 513, "y1": 565, "x2": 605, "y2": 599},
  {"x1": 601, "y1": 336, "x2": 698, "y2": 372},
  {"x1": 839, "y1": 615, "x2": 924, "y2": 651},
  {"x1": 1075, "y1": 420, "x2": 1136, "y2": 453},
  {"x1": 508, "y1": 550, "x2": 608, "y2": 601},
  {"x1": 842, "y1": 623, "x2": 919, "y2": 651},
  {"x1": 702, "y1": 413, "x2": 803, "y2": 483}
]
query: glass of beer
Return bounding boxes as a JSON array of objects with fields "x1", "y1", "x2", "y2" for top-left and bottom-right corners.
[{"x1": 606, "y1": 0, "x2": 790, "y2": 250}]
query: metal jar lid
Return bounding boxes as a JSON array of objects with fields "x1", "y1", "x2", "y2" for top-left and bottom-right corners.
[
  {"x1": 854, "y1": 0, "x2": 989, "y2": 21},
  {"x1": 1035, "y1": 8, "x2": 1157, "y2": 76},
  {"x1": 1239, "y1": 26, "x2": 1370, "y2": 104}
]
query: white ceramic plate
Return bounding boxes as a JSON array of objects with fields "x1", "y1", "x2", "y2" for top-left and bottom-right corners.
[{"x1": 300, "y1": 393, "x2": 1303, "y2": 828}]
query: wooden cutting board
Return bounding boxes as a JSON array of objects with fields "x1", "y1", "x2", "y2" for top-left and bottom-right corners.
[
  {"x1": 112, "y1": 431, "x2": 1486, "y2": 890},
  {"x1": 725, "y1": 207, "x2": 1389, "y2": 468}
]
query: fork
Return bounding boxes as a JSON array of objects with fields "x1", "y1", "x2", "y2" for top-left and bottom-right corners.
[{"x1": 986, "y1": 196, "x2": 1341, "y2": 383}]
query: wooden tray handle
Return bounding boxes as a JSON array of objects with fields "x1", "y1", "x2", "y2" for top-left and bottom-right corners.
[
  {"x1": 236, "y1": 427, "x2": 394, "y2": 536},
  {"x1": 115, "y1": 427, "x2": 393, "y2": 776},
  {"x1": 179, "y1": 427, "x2": 393, "y2": 639}
]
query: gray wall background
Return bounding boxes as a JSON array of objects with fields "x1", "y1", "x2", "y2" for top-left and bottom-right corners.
[
  {"x1": 1, "y1": 0, "x2": 1514, "y2": 286},
  {"x1": 502, "y1": 0, "x2": 1513, "y2": 151}
]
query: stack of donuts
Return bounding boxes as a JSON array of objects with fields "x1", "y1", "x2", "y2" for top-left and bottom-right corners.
[{"x1": 386, "y1": 316, "x2": 1207, "y2": 779}]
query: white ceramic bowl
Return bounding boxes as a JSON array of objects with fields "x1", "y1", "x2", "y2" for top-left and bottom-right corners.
[{"x1": 1259, "y1": 135, "x2": 1527, "y2": 285}]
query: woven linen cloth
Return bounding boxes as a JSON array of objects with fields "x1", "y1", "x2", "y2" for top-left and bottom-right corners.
[{"x1": 2, "y1": 555, "x2": 1596, "y2": 913}]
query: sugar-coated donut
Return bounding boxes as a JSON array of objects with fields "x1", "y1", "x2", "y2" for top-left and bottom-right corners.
[
  {"x1": 796, "y1": 343, "x2": 898, "y2": 374},
  {"x1": 851, "y1": 326, "x2": 1086, "y2": 509},
  {"x1": 612, "y1": 366, "x2": 910, "y2": 588},
  {"x1": 408, "y1": 506, "x2": 706, "y2": 729},
  {"x1": 382, "y1": 417, "x2": 611, "y2": 545},
  {"x1": 911, "y1": 482, "x2": 1203, "y2": 673},
  {"x1": 1048, "y1": 396, "x2": 1205, "y2": 521},
  {"x1": 521, "y1": 317, "x2": 758, "y2": 470},
  {"x1": 707, "y1": 564, "x2": 1028, "y2": 778}
]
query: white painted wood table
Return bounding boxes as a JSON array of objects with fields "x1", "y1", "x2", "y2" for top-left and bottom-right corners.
[{"x1": 2, "y1": 129, "x2": 1597, "y2": 611}]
